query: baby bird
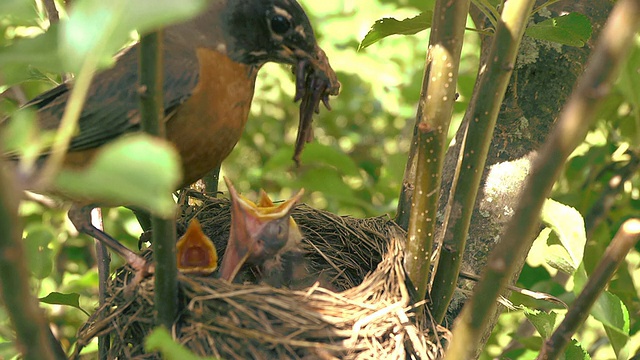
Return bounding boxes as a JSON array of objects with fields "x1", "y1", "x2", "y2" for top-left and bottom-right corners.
[{"x1": 219, "y1": 177, "x2": 304, "y2": 285}]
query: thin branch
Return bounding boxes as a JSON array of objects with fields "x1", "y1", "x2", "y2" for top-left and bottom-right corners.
[
  {"x1": 430, "y1": 0, "x2": 535, "y2": 324},
  {"x1": 445, "y1": 0, "x2": 640, "y2": 358},
  {"x1": 92, "y1": 208, "x2": 111, "y2": 360},
  {"x1": 403, "y1": 0, "x2": 470, "y2": 301},
  {"x1": 537, "y1": 219, "x2": 640, "y2": 360},
  {"x1": 138, "y1": 30, "x2": 178, "y2": 329},
  {"x1": 42, "y1": 0, "x2": 60, "y2": 24}
]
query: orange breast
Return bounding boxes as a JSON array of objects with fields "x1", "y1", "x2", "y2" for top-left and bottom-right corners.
[{"x1": 166, "y1": 48, "x2": 258, "y2": 187}]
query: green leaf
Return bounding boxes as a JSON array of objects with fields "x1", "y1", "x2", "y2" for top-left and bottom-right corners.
[
  {"x1": 0, "y1": 0, "x2": 38, "y2": 25},
  {"x1": 358, "y1": 11, "x2": 433, "y2": 50},
  {"x1": 299, "y1": 142, "x2": 361, "y2": 177},
  {"x1": 24, "y1": 226, "x2": 54, "y2": 279},
  {"x1": 540, "y1": 198, "x2": 586, "y2": 274},
  {"x1": 525, "y1": 13, "x2": 592, "y2": 47},
  {"x1": 501, "y1": 348, "x2": 539, "y2": 360},
  {"x1": 263, "y1": 142, "x2": 361, "y2": 177},
  {"x1": 53, "y1": 134, "x2": 182, "y2": 218},
  {"x1": 523, "y1": 307, "x2": 557, "y2": 339},
  {"x1": 0, "y1": 26, "x2": 65, "y2": 84},
  {"x1": 298, "y1": 167, "x2": 355, "y2": 200},
  {"x1": 592, "y1": 291, "x2": 630, "y2": 358},
  {"x1": 61, "y1": 0, "x2": 209, "y2": 72},
  {"x1": 39, "y1": 292, "x2": 90, "y2": 316},
  {"x1": 564, "y1": 339, "x2": 591, "y2": 360},
  {"x1": 145, "y1": 327, "x2": 220, "y2": 360},
  {"x1": 574, "y1": 266, "x2": 630, "y2": 359},
  {"x1": 616, "y1": 37, "x2": 640, "y2": 143}
]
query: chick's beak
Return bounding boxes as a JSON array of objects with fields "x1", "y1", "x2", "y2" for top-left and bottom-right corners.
[
  {"x1": 176, "y1": 219, "x2": 218, "y2": 275},
  {"x1": 218, "y1": 177, "x2": 304, "y2": 282}
]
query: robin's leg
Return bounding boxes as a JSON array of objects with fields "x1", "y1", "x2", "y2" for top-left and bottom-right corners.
[{"x1": 68, "y1": 204, "x2": 153, "y2": 279}]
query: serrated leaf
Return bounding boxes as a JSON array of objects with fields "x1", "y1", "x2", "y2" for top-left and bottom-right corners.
[
  {"x1": 525, "y1": 13, "x2": 592, "y2": 47},
  {"x1": 39, "y1": 292, "x2": 89, "y2": 316},
  {"x1": 358, "y1": 11, "x2": 433, "y2": 50},
  {"x1": 540, "y1": 199, "x2": 586, "y2": 274},
  {"x1": 574, "y1": 266, "x2": 630, "y2": 358},
  {"x1": 592, "y1": 291, "x2": 630, "y2": 358},
  {"x1": 523, "y1": 307, "x2": 557, "y2": 339},
  {"x1": 53, "y1": 134, "x2": 181, "y2": 218},
  {"x1": 145, "y1": 327, "x2": 220, "y2": 360},
  {"x1": 565, "y1": 339, "x2": 591, "y2": 360}
]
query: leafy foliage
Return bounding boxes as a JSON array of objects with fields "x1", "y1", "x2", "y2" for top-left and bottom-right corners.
[
  {"x1": 358, "y1": 11, "x2": 433, "y2": 50},
  {"x1": 525, "y1": 13, "x2": 592, "y2": 47},
  {"x1": 358, "y1": 11, "x2": 592, "y2": 50}
]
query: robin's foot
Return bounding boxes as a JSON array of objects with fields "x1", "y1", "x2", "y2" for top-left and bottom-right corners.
[{"x1": 69, "y1": 204, "x2": 152, "y2": 287}]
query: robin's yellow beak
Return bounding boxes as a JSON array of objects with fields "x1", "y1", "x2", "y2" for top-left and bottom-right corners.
[
  {"x1": 218, "y1": 177, "x2": 303, "y2": 282},
  {"x1": 176, "y1": 218, "x2": 218, "y2": 275}
]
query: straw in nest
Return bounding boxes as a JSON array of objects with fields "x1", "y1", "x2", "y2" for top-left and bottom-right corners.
[{"x1": 72, "y1": 197, "x2": 450, "y2": 359}]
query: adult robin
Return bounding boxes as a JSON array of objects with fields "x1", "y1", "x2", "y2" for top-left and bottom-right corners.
[{"x1": 4, "y1": 0, "x2": 339, "y2": 276}]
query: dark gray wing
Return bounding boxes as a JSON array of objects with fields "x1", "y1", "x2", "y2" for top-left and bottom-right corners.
[{"x1": 23, "y1": 37, "x2": 200, "y2": 152}]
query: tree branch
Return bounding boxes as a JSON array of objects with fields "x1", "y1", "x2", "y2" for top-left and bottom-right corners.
[
  {"x1": 446, "y1": 0, "x2": 640, "y2": 357},
  {"x1": 0, "y1": 163, "x2": 62, "y2": 359},
  {"x1": 402, "y1": 0, "x2": 470, "y2": 301},
  {"x1": 430, "y1": 0, "x2": 537, "y2": 323},
  {"x1": 138, "y1": 31, "x2": 178, "y2": 328},
  {"x1": 538, "y1": 218, "x2": 640, "y2": 360}
]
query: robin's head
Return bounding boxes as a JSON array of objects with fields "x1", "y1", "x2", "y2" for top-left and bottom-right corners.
[
  {"x1": 174, "y1": 0, "x2": 318, "y2": 66},
  {"x1": 221, "y1": 0, "x2": 318, "y2": 66}
]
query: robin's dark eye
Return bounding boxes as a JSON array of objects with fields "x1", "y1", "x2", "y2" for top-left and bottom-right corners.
[{"x1": 270, "y1": 15, "x2": 291, "y2": 35}]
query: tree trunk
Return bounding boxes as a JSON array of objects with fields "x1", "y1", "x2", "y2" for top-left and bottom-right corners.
[{"x1": 438, "y1": 1, "x2": 613, "y2": 356}]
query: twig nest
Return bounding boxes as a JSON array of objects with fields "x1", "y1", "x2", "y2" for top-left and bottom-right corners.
[{"x1": 73, "y1": 197, "x2": 449, "y2": 359}]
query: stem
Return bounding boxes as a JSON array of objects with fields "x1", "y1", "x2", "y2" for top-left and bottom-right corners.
[
  {"x1": 92, "y1": 208, "x2": 111, "y2": 360},
  {"x1": 430, "y1": 0, "x2": 535, "y2": 325},
  {"x1": 446, "y1": 0, "x2": 640, "y2": 357},
  {"x1": 403, "y1": 0, "x2": 470, "y2": 301},
  {"x1": 138, "y1": 31, "x2": 178, "y2": 329},
  {"x1": 0, "y1": 163, "x2": 60, "y2": 360},
  {"x1": 537, "y1": 219, "x2": 640, "y2": 360}
]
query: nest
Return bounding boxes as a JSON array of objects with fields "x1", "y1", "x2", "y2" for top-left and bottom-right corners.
[{"x1": 72, "y1": 196, "x2": 450, "y2": 359}]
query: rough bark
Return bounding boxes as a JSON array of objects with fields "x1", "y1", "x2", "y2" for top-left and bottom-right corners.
[{"x1": 437, "y1": 0, "x2": 613, "y2": 356}]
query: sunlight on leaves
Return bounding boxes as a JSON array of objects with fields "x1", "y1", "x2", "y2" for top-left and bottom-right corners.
[
  {"x1": 523, "y1": 307, "x2": 558, "y2": 339},
  {"x1": 53, "y1": 134, "x2": 181, "y2": 218},
  {"x1": 39, "y1": 292, "x2": 90, "y2": 316},
  {"x1": 358, "y1": 11, "x2": 433, "y2": 50},
  {"x1": 525, "y1": 13, "x2": 592, "y2": 47},
  {"x1": 540, "y1": 198, "x2": 586, "y2": 274},
  {"x1": 61, "y1": 0, "x2": 209, "y2": 72}
]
